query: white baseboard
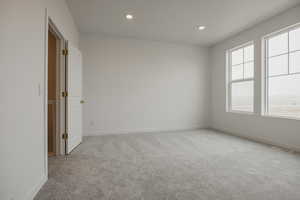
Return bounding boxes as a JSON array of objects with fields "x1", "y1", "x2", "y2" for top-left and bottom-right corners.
[
  {"x1": 26, "y1": 174, "x2": 47, "y2": 200},
  {"x1": 84, "y1": 125, "x2": 206, "y2": 136},
  {"x1": 210, "y1": 128, "x2": 300, "y2": 153}
]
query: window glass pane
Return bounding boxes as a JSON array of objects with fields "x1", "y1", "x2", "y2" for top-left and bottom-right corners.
[
  {"x1": 231, "y1": 48, "x2": 243, "y2": 65},
  {"x1": 268, "y1": 74, "x2": 300, "y2": 118},
  {"x1": 244, "y1": 62, "x2": 254, "y2": 79},
  {"x1": 268, "y1": 54, "x2": 288, "y2": 76},
  {"x1": 231, "y1": 81, "x2": 254, "y2": 112},
  {"x1": 290, "y1": 51, "x2": 300, "y2": 73},
  {"x1": 268, "y1": 32, "x2": 288, "y2": 57},
  {"x1": 289, "y1": 27, "x2": 300, "y2": 51},
  {"x1": 244, "y1": 45, "x2": 254, "y2": 62},
  {"x1": 231, "y1": 64, "x2": 243, "y2": 80}
]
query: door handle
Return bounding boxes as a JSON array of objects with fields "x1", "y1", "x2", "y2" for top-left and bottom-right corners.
[{"x1": 80, "y1": 100, "x2": 85, "y2": 104}]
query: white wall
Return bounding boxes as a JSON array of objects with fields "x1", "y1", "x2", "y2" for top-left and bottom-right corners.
[
  {"x1": 0, "y1": 0, "x2": 78, "y2": 199},
  {"x1": 80, "y1": 34, "x2": 210, "y2": 136},
  {"x1": 210, "y1": 5, "x2": 300, "y2": 151}
]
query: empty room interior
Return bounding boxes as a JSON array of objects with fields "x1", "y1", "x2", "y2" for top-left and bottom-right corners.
[{"x1": 2, "y1": 0, "x2": 300, "y2": 199}]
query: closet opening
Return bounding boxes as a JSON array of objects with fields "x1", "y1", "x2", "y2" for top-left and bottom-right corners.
[{"x1": 47, "y1": 21, "x2": 67, "y2": 157}]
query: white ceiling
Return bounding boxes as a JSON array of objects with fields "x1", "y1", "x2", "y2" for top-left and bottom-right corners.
[{"x1": 66, "y1": 0, "x2": 300, "y2": 46}]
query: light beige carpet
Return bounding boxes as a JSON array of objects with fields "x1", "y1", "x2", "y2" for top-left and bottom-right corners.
[{"x1": 35, "y1": 129, "x2": 300, "y2": 200}]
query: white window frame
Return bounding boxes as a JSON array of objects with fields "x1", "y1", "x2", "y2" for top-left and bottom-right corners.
[
  {"x1": 263, "y1": 23, "x2": 300, "y2": 120},
  {"x1": 227, "y1": 41, "x2": 255, "y2": 114}
]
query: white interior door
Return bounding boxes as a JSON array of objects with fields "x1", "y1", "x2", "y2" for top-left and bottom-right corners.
[{"x1": 67, "y1": 43, "x2": 82, "y2": 154}]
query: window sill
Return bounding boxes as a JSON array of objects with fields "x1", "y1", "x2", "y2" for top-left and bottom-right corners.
[
  {"x1": 227, "y1": 110, "x2": 255, "y2": 115},
  {"x1": 261, "y1": 114, "x2": 300, "y2": 121},
  {"x1": 226, "y1": 110, "x2": 300, "y2": 121}
]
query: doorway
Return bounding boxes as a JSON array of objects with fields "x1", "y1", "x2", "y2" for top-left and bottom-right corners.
[
  {"x1": 46, "y1": 17, "x2": 83, "y2": 163},
  {"x1": 47, "y1": 21, "x2": 67, "y2": 157},
  {"x1": 48, "y1": 28, "x2": 57, "y2": 156}
]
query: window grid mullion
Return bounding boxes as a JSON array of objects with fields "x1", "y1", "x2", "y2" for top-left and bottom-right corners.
[
  {"x1": 243, "y1": 48, "x2": 245, "y2": 79},
  {"x1": 268, "y1": 71, "x2": 300, "y2": 78},
  {"x1": 230, "y1": 78, "x2": 254, "y2": 84},
  {"x1": 288, "y1": 31, "x2": 290, "y2": 75},
  {"x1": 268, "y1": 52, "x2": 289, "y2": 59},
  {"x1": 231, "y1": 60, "x2": 254, "y2": 67},
  {"x1": 266, "y1": 39, "x2": 269, "y2": 114},
  {"x1": 229, "y1": 52, "x2": 232, "y2": 111},
  {"x1": 267, "y1": 49, "x2": 300, "y2": 59}
]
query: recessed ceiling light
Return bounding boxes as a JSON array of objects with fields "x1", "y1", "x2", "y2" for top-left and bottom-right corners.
[
  {"x1": 125, "y1": 14, "x2": 134, "y2": 20},
  {"x1": 197, "y1": 26, "x2": 206, "y2": 30}
]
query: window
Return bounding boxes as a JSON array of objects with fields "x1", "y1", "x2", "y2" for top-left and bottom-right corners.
[
  {"x1": 265, "y1": 25, "x2": 300, "y2": 119},
  {"x1": 228, "y1": 43, "x2": 254, "y2": 112}
]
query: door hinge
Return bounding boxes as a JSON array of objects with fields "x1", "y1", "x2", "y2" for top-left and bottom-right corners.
[
  {"x1": 62, "y1": 91, "x2": 68, "y2": 97},
  {"x1": 62, "y1": 49, "x2": 68, "y2": 56},
  {"x1": 62, "y1": 133, "x2": 68, "y2": 140}
]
